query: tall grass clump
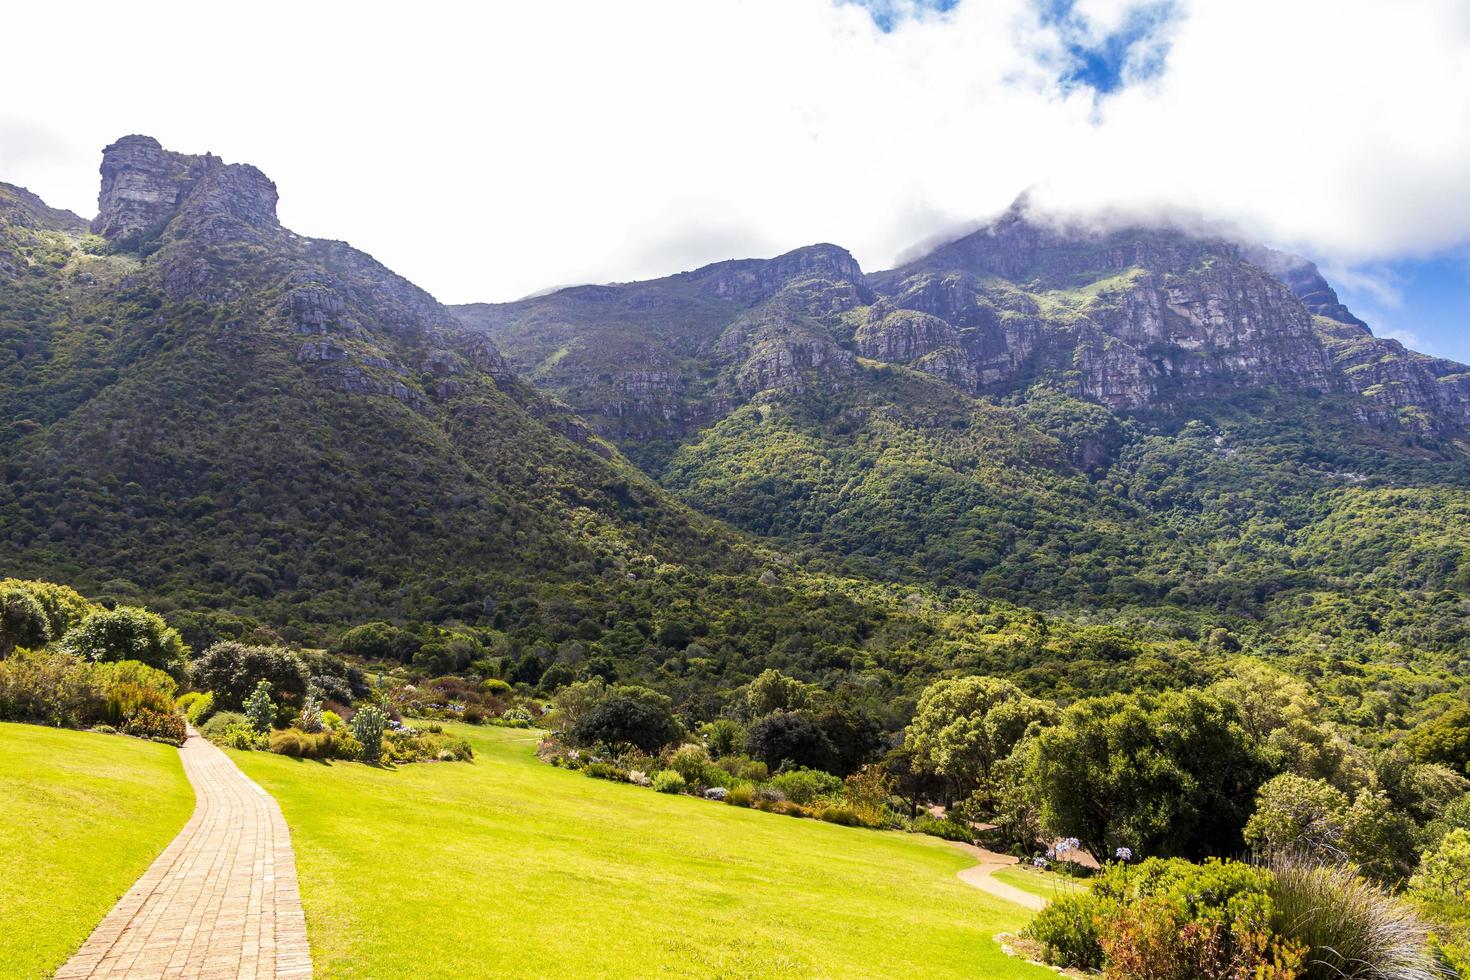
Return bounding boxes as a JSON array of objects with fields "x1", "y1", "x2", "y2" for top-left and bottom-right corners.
[{"x1": 1269, "y1": 858, "x2": 1448, "y2": 980}]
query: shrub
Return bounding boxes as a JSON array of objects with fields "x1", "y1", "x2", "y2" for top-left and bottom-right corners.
[
  {"x1": 670, "y1": 744, "x2": 710, "y2": 784},
  {"x1": 769, "y1": 767, "x2": 843, "y2": 806},
  {"x1": 0, "y1": 579, "x2": 94, "y2": 639},
  {"x1": 700, "y1": 719, "x2": 747, "y2": 758},
  {"x1": 62, "y1": 607, "x2": 186, "y2": 675},
  {"x1": 816, "y1": 805, "x2": 863, "y2": 826},
  {"x1": 123, "y1": 707, "x2": 186, "y2": 746},
  {"x1": 1269, "y1": 858, "x2": 1441, "y2": 980},
  {"x1": 180, "y1": 690, "x2": 215, "y2": 725},
  {"x1": 332, "y1": 728, "x2": 364, "y2": 760},
  {"x1": 103, "y1": 682, "x2": 176, "y2": 728},
  {"x1": 352, "y1": 705, "x2": 389, "y2": 761},
  {"x1": 269, "y1": 729, "x2": 335, "y2": 759},
  {"x1": 912, "y1": 815, "x2": 975, "y2": 843},
  {"x1": 1025, "y1": 858, "x2": 1282, "y2": 974},
  {"x1": 0, "y1": 586, "x2": 50, "y2": 657},
  {"x1": 298, "y1": 689, "x2": 323, "y2": 733},
  {"x1": 653, "y1": 770, "x2": 687, "y2": 794},
  {"x1": 190, "y1": 642, "x2": 309, "y2": 711},
  {"x1": 200, "y1": 711, "x2": 248, "y2": 740},
  {"x1": 0, "y1": 651, "x2": 105, "y2": 726},
  {"x1": 244, "y1": 680, "x2": 276, "y2": 733},
  {"x1": 1025, "y1": 893, "x2": 1106, "y2": 970},
  {"x1": 738, "y1": 760, "x2": 770, "y2": 782},
  {"x1": 201, "y1": 713, "x2": 266, "y2": 750},
  {"x1": 582, "y1": 761, "x2": 628, "y2": 781},
  {"x1": 725, "y1": 784, "x2": 757, "y2": 807}
]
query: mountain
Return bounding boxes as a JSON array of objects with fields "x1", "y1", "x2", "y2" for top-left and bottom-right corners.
[
  {"x1": 456, "y1": 203, "x2": 1470, "y2": 608},
  {"x1": 0, "y1": 137, "x2": 758, "y2": 640}
]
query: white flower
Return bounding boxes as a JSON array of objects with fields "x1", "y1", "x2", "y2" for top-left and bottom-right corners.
[{"x1": 1115, "y1": 846, "x2": 1133, "y2": 861}]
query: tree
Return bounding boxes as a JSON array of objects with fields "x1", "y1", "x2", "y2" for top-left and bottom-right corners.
[
  {"x1": 815, "y1": 705, "x2": 883, "y2": 777},
  {"x1": 699, "y1": 719, "x2": 747, "y2": 758},
  {"x1": 905, "y1": 675, "x2": 1056, "y2": 803},
  {"x1": 746, "y1": 711, "x2": 836, "y2": 772},
  {"x1": 62, "y1": 606, "x2": 186, "y2": 675},
  {"x1": 1244, "y1": 773, "x2": 1350, "y2": 859},
  {"x1": 0, "y1": 587, "x2": 50, "y2": 657},
  {"x1": 190, "y1": 642, "x2": 310, "y2": 710},
  {"x1": 1411, "y1": 828, "x2": 1470, "y2": 902},
  {"x1": 551, "y1": 677, "x2": 607, "y2": 731},
  {"x1": 742, "y1": 669, "x2": 814, "y2": 719},
  {"x1": 332, "y1": 621, "x2": 421, "y2": 663},
  {"x1": 570, "y1": 687, "x2": 681, "y2": 753},
  {"x1": 1407, "y1": 705, "x2": 1470, "y2": 774},
  {"x1": 1025, "y1": 690, "x2": 1269, "y2": 860},
  {"x1": 0, "y1": 579, "x2": 93, "y2": 640}
]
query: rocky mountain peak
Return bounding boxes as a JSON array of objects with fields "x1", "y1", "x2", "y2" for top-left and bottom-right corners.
[{"x1": 92, "y1": 134, "x2": 278, "y2": 242}]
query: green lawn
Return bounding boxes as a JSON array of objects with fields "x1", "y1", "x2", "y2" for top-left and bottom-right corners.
[
  {"x1": 235, "y1": 724, "x2": 1050, "y2": 978},
  {"x1": 991, "y1": 864, "x2": 1090, "y2": 901},
  {"x1": 0, "y1": 722, "x2": 193, "y2": 979}
]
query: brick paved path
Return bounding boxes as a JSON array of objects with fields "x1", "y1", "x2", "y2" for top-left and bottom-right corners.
[{"x1": 56, "y1": 728, "x2": 312, "y2": 979}]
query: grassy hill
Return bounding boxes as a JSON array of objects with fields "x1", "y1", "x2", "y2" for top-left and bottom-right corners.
[
  {"x1": 0, "y1": 722, "x2": 192, "y2": 978},
  {"x1": 234, "y1": 724, "x2": 1048, "y2": 978}
]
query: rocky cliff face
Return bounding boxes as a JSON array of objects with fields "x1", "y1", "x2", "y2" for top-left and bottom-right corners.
[
  {"x1": 92, "y1": 134, "x2": 279, "y2": 243},
  {"x1": 466, "y1": 207, "x2": 1470, "y2": 442}
]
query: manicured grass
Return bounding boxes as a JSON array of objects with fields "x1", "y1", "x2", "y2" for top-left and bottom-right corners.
[
  {"x1": 235, "y1": 725, "x2": 1051, "y2": 978},
  {"x1": 0, "y1": 722, "x2": 193, "y2": 979},
  {"x1": 992, "y1": 864, "x2": 1090, "y2": 901}
]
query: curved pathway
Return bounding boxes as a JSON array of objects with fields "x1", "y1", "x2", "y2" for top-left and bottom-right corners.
[
  {"x1": 56, "y1": 728, "x2": 311, "y2": 979},
  {"x1": 947, "y1": 841, "x2": 1048, "y2": 911}
]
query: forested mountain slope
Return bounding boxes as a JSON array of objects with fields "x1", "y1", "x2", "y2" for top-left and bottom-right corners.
[
  {"x1": 0, "y1": 137, "x2": 757, "y2": 636},
  {"x1": 457, "y1": 206, "x2": 1470, "y2": 611}
]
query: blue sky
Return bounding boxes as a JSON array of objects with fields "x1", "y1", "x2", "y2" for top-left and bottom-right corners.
[{"x1": 1332, "y1": 254, "x2": 1470, "y2": 364}]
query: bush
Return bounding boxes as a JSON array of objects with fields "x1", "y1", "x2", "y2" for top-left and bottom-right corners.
[
  {"x1": 201, "y1": 712, "x2": 266, "y2": 750},
  {"x1": 670, "y1": 744, "x2": 710, "y2": 784},
  {"x1": 1025, "y1": 893, "x2": 1105, "y2": 970},
  {"x1": 62, "y1": 607, "x2": 186, "y2": 675},
  {"x1": 0, "y1": 586, "x2": 50, "y2": 656},
  {"x1": 747, "y1": 711, "x2": 836, "y2": 772},
  {"x1": 123, "y1": 707, "x2": 187, "y2": 745},
  {"x1": 0, "y1": 651, "x2": 105, "y2": 726},
  {"x1": 769, "y1": 767, "x2": 843, "y2": 806},
  {"x1": 1269, "y1": 858, "x2": 1441, "y2": 980},
  {"x1": 268, "y1": 729, "x2": 336, "y2": 759},
  {"x1": 816, "y1": 805, "x2": 863, "y2": 826},
  {"x1": 180, "y1": 690, "x2": 214, "y2": 728},
  {"x1": 738, "y1": 760, "x2": 770, "y2": 782},
  {"x1": 0, "y1": 579, "x2": 94, "y2": 639},
  {"x1": 190, "y1": 641, "x2": 309, "y2": 711},
  {"x1": 103, "y1": 682, "x2": 175, "y2": 728},
  {"x1": 200, "y1": 711, "x2": 248, "y2": 740},
  {"x1": 653, "y1": 770, "x2": 687, "y2": 794},
  {"x1": 97, "y1": 660, "x2": 178, "y2": 698},
  {"x1": 244, "y1": 680, "x2": 276, "y2": 733},
  {"x1": 352, "y1": 705, "x2": 389, "y2": 761},
  {"x1": 912, "y1": 815, "x2": 975, "y2": 843},
  {"x1": 582, "y1": 761, "x2": 628, "y2": 782},
  {"x1": 700, "y1": 719, "x2": 747, "y2": 758},
  {"x1": 1024, "y1": 858, "x2": 1283, "y2": 974},
  {"x1": 725, "y1": 784, "x2": 757, "y2": 807}
]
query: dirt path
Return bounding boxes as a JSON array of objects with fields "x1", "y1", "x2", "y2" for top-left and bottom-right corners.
[
  {"x1": 947, "y1": 841, "x2": 1048, "y2": 911},
  {"x1": 56, "y1": 727, "x2": 312, "y2": 979}
]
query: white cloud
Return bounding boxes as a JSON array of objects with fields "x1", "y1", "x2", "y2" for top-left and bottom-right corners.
[{"x1": 4, "y1": 0, "x2": 1470, "y2": 303}]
